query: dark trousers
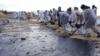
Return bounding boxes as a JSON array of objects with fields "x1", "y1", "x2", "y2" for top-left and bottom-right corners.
[{"x1": 58, "y1": 16, "x2": 62, "y2": 27}]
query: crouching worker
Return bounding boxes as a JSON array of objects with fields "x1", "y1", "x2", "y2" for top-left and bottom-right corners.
[
  {"x1": 59, "y1": 11, "x2": 69, "y2": 27},
  {"x1": 81, "y1": 4, "x2": 100, "y2": 37}
]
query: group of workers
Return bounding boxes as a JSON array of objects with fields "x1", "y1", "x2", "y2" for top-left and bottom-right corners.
[
  {"x1": 37, "y1": 4, "x2": 100, "y2": 38},
  {"x1": 12, "y1": 11, "x2": 34, "y2": 20}
]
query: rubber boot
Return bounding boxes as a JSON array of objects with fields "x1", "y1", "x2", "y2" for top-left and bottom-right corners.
[{"x1": 97, "y1": 32, "x2": 100, "y2": 37}]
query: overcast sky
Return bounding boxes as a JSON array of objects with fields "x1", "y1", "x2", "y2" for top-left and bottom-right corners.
[{"x1": 0, "y1": 0, "x2": 100, "y2": 15}]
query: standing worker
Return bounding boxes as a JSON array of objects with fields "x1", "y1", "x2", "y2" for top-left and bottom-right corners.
[
  {"x1": 92, "y1": 5, "x2": 97, "y2": 16},
  {"x1": 57, "y1": 6, "x2": 62, "y2": 27},
  {"x1": 81, "y1": 4, "x2": 100, "y2": 37}
]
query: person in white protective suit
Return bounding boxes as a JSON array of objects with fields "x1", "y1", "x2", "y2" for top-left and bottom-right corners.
[
  {"x1": 92, "y1": 5, "x2": 100, "y2": 26},
  {"x1": 59, "y1": 7, "x2": 73, "y2": 32},
  {"x1": 81, "y1": 4, "x2": 100, "y2": 37},
  {"x1": 30, "y1": 12, "x2": 34, "y2": 19},
  {"x1": 13, "y1": 12, "x2": 18, "y2": 19},
  {"x1": 37, "y1": 10, "x2": 45, "y2": 23},
  {"x1": 44, "y1": 10, "x2": 51, "y2": 23},
  {"x1": 59, "y1": 11, "x2": 71, "y2": 32},
  {"x1": 21, "y1": 12, "x2": 27, "y2": 20},
  {"x1": 67, "y1": 7, "x2": 80, "y2": 33},
  {"x1": 47, "y1": 11, "x2": 51, "y2": 22},
  {"x1": 17, "y1": 12, "x2": 22, "y2": 19},
  {"x1": 44, "y1": 10, "x2": 48, "y2": 22},
  {"x1": 52, "y1": 8, "x2": 58, "y2": 21},
  {"x1": 66, "y1": 7, "x2": 85, "y2": 34},
  {"x1": 49, "y1": 8, "x2": 57, "y2": 24},
  {"x1": 72, "y1": 7, "x2": 86, "y2": 34},
  {"x1": 68, "y1": 7, "x2": 78, "y2": 28},
  {"x1": 92, "y1": 5, "x2": 97, "y2": 16},
  {"x1": 49, "y1": 10, "x2": 55, "y2": 24}
]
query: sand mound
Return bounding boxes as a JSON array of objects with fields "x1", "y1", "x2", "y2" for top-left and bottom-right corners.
[{"x1": 0, "y1": 12, "x2": 6, "y2": 18}]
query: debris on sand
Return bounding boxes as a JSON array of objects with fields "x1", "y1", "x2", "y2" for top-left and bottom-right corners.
[
  {"x1": 26, "y1": 52, "x2": 30, "y2": 54},
  {"x1": 21, "y1": 38, "x2": 26, "y2": 41}
]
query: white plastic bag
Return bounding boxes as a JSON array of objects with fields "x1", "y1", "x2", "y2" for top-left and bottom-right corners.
[
  {"x1": 96, "y1": 18, "x2": 100, "y2": 26},
  {"x1": 75, "y1": 26, "x2": 86, "y2": 34},
  {"x1": 64, "y1": 23, "x2": 72, "y2": 32}
]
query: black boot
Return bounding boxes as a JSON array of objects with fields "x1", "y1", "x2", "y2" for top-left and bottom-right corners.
[{"x1": 97, "y1": 32, "x2": 100, "y2": 37}]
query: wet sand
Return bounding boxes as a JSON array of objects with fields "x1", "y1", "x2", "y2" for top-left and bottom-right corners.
[{"x1": 0, "y1": 18, "x2": 99, "y2": 56}]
